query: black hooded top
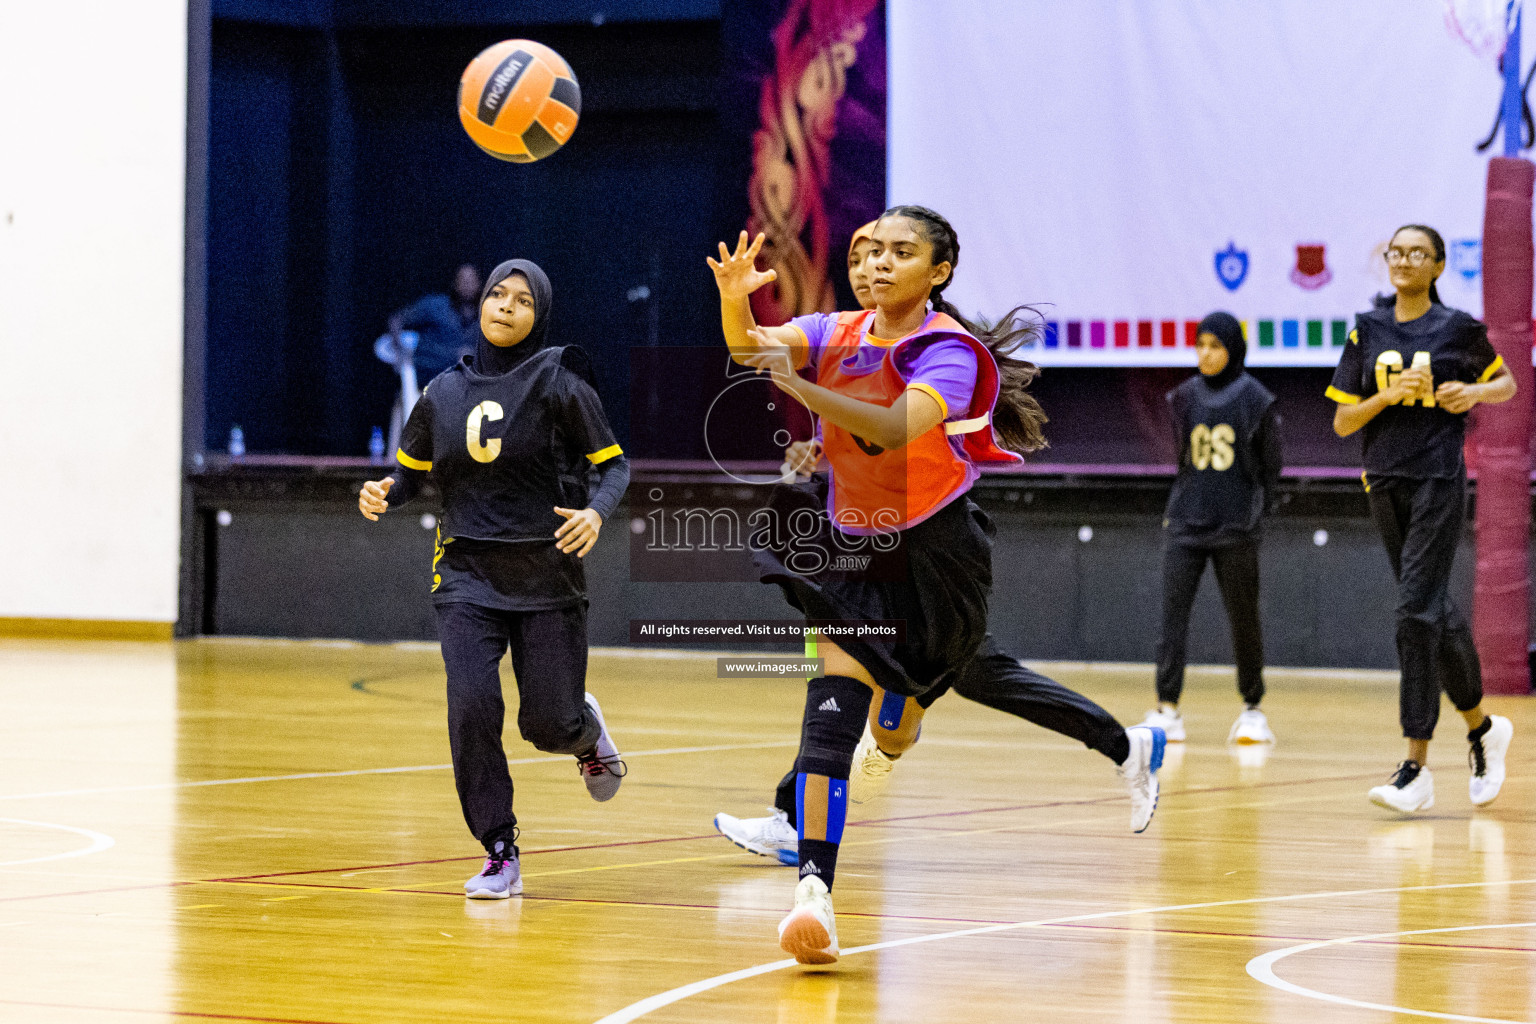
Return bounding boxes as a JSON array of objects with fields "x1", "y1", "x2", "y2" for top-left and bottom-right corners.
[
  {"x1": 1327, "y1": 301, "x2": 1499, "y2": 480},
  {"x1": 1163, "y1": 312, "x2": 1282, "y2": 542},
  {"x1": 383, "y1": 258, "x2": 630, "y2": 609}
]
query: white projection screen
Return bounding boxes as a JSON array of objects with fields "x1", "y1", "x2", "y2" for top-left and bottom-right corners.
[{"x1": 888, "y1": 0, "x2": 1514, "y2": 365}]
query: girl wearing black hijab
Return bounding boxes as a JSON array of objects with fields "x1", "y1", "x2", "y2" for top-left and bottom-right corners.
[
  {"x1": 1142, "y1": 312, "x2": 1282, "y2": 746},
  {"x1": 358, "y1": 259, "x2": 632, "y2": 899}
]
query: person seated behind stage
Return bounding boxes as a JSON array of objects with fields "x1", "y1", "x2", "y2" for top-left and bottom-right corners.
[{"x1": 389, "y1": 264, "x2": 483, "y2": 379}]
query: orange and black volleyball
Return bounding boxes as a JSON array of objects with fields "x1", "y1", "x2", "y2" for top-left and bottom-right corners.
[{"x1": 457, "y1": 40, "x2": 580, "y2": 163}]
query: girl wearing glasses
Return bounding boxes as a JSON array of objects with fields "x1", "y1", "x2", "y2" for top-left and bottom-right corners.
[{"x1": 1326, "y1": 224, "x2": 1515, "y2": 813}]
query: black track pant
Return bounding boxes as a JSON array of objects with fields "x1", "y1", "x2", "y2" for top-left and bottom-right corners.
[
  {"x1": 435, "y1": 600, "x2": 600, "y2": 852},
  {"x1": 774, "y1": 635, "x2": 1126, "y2": 823},
  {"x1": 1154, "y1": 536, "x2": 1265, "y2": 707},
  {"x1": 1365, "y1": 475, "x2": 1483, "y2": 740}
]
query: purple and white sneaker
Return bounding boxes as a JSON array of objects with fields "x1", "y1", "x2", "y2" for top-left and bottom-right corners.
[
  {"x1": 576, "y1": 692, "x2": 627, "y2": 802},
  {"x1": 465, "y1": 836, "x2": 521, "y2": 899}
]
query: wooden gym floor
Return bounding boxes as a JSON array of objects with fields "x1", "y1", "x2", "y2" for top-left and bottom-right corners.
[{"x1": 0, "y1": 636, "x2": 1532, "y2": 1023}]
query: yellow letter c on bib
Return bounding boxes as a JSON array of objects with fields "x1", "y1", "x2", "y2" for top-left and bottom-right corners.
[{"x1": 466, "y1": 401, "x2": 504, "y2": 463}]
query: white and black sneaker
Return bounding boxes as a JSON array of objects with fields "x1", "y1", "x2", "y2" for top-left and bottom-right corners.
[
  {"x1": 714, "y1": 807, "x2": 799, "y2": 865},
  {"x1": 1369, "y1": 760, "x2": 1434, "y2": 813},
  {"x1": 1469, "y1": 715, "x2": 1513, "y2": 807}
]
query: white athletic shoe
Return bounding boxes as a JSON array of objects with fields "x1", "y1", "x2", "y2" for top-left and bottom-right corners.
[
  {"x1": 1369, "y1": 761, "x2": 1435, "y2": 813},
  {"x1": 576, "y1": 692, "x2": 627, "y2": 802},
  {"x1": 1228, "y1": 708, "x2": 1275, "y2": 745},
  {"x1": 778, "y1": 874, "x2": 839, "y2": 965},
  {"x1": 848, "y1": 723, "x2": 897, "y2": 804},
  {"x1": 1140, "y1": 708, "x2": 1185, "y2": 742},
  {"x1": 1469, "y1": 715, "x2": 1513, "y2": 807},
  {"x1": 714, "y1": 808, "x2": 799, "y2": 866},
  {"x1": 1119, "y1": 725, "x2": 1166, "y2": 833}
]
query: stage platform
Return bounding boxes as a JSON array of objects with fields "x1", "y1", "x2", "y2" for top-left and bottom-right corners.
[{"x1": 181, "y1": 458, "x2": 1536, "y2": 669}]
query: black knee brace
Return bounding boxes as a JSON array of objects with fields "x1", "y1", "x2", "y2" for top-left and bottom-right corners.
[{"x1": 794, "y1": 675, "x2": 873, "y2": 779}]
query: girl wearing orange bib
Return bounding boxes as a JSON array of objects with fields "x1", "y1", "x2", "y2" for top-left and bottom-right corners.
[{"x1": 708, "y1": 206, "x2": 1166, "y2": 965}]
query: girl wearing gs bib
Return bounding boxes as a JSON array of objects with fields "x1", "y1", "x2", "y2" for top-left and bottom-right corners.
[{"x1": 709, "y1": 207, "x2": 1166, "y2": 965}]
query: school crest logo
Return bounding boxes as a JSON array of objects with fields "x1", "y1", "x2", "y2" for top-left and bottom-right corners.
[
  {"x1": 1290, "y1": 243, "x2": 1333, "y2": 290},
  {"x1": 1214, "y1": 241, "x2": 1248, "y2": 291},
  {"x1": 1451, "y1": 238, "x2": 1481, "y2": 281}
]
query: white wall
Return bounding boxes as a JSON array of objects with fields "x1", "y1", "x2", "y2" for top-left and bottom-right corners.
[
  {"x1": 889, "y1": 0, "x2": 1507, "y2": 366},
  {"x1": 0, "y1": 2, "x2": 187, "y2": 621}
]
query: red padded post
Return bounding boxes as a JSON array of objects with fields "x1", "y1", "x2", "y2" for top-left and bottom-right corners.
[{"x1": 1471, "y1": 156, "x2": 1534, "y2": 694}]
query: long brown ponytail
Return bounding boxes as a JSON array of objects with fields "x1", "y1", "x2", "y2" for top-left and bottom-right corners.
[{"x1": 878, "y1": 205, "x2": 1049, "y2": 453}]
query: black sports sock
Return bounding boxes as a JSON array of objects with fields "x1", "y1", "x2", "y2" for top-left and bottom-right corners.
[
  {"x1": 1468, "y1": 717, "x2": 1492, "y2": 742},
  {"x1": 798, "y1": 839, "x2": 839, "y2": 886}
]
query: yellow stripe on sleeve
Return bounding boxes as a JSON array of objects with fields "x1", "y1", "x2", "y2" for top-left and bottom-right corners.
[
  {"x1": 907, "y1": 382, "x2": 949, "y2": 419},
  {"x1": 586, "y1": 444, "x2": 623, "y2": 465},
  {"x1": 788, "y1": 323, "x2": 810, "y2": 370},
  {"x1": 1478, "y1": 354, "x2": 1505, "y2": 383},
  {"x1": 1348, "y1": 328, "x2": 1358, "y2": 345},
  {"x1": 396, "y1": 448, "x2": 433, "y2": 471},
  {"x1": 1325, "y1": 385, "x2": 1361, "y2": 406}
]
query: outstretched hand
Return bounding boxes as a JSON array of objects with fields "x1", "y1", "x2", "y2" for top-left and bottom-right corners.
[
  {"x1": 737, "y1": 327, "x2": 800, "y2": 392},
  {"x1": 554, "y1": 506, "x2": 603, "y2": 558},
  {"x1": 707, "y1": 231, "x2": 777, "y2": 301},
  {"x1": 359, "y1": 477, "x2": 393, "y2": 521}
]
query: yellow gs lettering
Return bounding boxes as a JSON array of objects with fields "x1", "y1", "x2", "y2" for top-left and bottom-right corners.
[
  {"x1": 1209, "y1": 424, "x2": 1235, "y2": 471},
  {"x1": 1374, "y1": 350, "x2": 1435, "y2": 407},
  {"x1": 1190, "y1": 423, "x2": 1235, "y2": 471},
  {"x1": 466, "y1": 401, "x2": 504, "y2": 463}
]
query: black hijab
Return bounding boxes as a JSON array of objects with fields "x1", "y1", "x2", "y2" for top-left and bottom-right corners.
[
  {"x1": 473, "y1": 258, "x2": 553, "y2": 376},
  {"x1": 1197, "y1": 311, "x2": 1246, "y2": 390}
]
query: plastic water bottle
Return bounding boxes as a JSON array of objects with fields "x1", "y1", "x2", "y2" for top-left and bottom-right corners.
[
  {"x1": 369, "y1": 426, "x2": 386, "y2": 463},
  {"x1": 228, "y1": 425, "x2": 246, "y2": 458}
]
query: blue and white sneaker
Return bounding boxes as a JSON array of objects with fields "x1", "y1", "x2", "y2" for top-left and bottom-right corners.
[
  {"x1": 577, "y1": 692, "x2": 627, "y2": 802},
  {"x1": 1119, "y1": 725, "x2": 1166, "y2": 833},
  {"x1": 714, "y1": 808, "x2": 799, "y2": 865},
  {"x1": 465, "y1": 836, "x2": 522, "y2": 899}
]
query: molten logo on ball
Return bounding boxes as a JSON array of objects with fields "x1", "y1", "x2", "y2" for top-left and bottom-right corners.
[{"x1": 458, "y1": 39, "x2": 581, "y2": 163}]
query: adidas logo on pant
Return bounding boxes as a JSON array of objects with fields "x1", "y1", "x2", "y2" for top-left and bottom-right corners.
[{"x1": 818, "y1": 698, "x2": 841, "y2": 712}]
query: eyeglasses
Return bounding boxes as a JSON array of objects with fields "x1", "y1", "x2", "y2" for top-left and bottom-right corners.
[{"x1": 1384, "y1": 248, "x2": 1436, "y2": 267}]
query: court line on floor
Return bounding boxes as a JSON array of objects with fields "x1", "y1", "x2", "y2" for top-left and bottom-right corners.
[
  {"x1": 210, "y1": 765, "x2": 1400, "y2": 888},
  {"x1": 185, "y1": 879, "x2": 1536, "y2": 956},
  {"x1": 590, "y1": 877, "x2": 1536, "y2": 1024},
  {"x1": 215, "y1": 832, "x2": 726, "y2": 880},
  {"x1": 0, "y1": 818, "x2": 114, "y2": 866},
  {"x1": 1246, "y1": 921, "x2": 1536, "y2": 1023},
  {"x1": 0, "y1": 740, "x2": 798, "y2": 802}
]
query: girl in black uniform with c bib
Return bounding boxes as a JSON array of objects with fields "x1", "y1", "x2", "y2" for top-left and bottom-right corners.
[
  {"x1": 1327, "y1": 225, "x2": 1515, "y2": 813},
  {"x1": 1142, "y1": 312, "x2": 1282, "y2": 746},
  {"x1": 358, "y1": 259, "x2": 631, "y2": 896}
]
